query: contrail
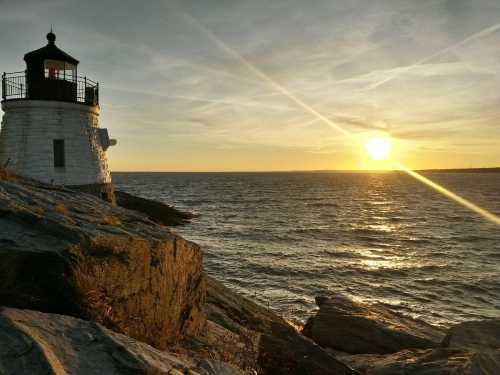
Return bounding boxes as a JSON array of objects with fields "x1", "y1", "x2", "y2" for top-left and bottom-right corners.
[
  {"x1": 106, "y1": 84, "x2": 296, "y2": 111},
  {"x1": 367, "y1": 22, "x2": 500, "y2": 90},
  {"x1": 165, "y1": 56, "x2": 273, "y2": 88},
  {"x1": 181, "y1": 13, "x2": 352, "y2": 138},
  {"x1": 181, "y1": 12, "x2": 500, "y2": 226}
]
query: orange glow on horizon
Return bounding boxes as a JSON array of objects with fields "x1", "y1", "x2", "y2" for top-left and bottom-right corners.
[{"x1": 180, "y1": 12, "x2": 500, "y2": 226}]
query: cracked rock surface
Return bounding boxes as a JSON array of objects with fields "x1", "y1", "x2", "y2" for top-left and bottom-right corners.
[
  {"x1": 0, "y1": 171, "x2": 205, "y2": 350},
  {"x1": 302, "y1": 295, "x2": 445, "y2": 354},
  {"x1": 0, "y1": 307, "x2": 241, "y2": 375}
]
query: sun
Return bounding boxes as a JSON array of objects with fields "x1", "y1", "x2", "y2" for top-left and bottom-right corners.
[{"x1": 365, "y1": 137, "x2": 392, "y2": 161}]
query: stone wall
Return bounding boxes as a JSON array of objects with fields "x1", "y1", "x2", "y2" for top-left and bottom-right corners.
[{"x1": 0, "y1": 99, "x2": 112, "y2": 186}]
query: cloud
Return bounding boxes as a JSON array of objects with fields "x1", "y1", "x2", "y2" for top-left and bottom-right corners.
[
  {"x1": 2, "y1": 0, "x2": 500, "y2": 170},
  {"x1": 390, "y1": 128, "x2": 457, "y2": 141},
  {"x1": 331, "y1": 115, "x2": 388, "y2": 131}
]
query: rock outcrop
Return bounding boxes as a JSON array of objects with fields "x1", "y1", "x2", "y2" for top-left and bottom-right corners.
[
  {"x1": 0, "y1": 307, "x2": 242, "y2": 375},
  {"x1": 0, "y1": 169, "x2": 360, "y2": 375},
  {"x1": 115, "y1": 190, "x2": 194, "y2": 226},
  {"x1": 0, "y1": 171, "x2": 205, "y2": 350},
  {"x1": 5, "y1": 167, "x2": 497, "y2": 375},
  {"x1": 303, "y1": 295, "x2": 500, "y2": 374},
  {"x1": 338, "y1": 348, "x2": 500, "y2": 375},
  {"x1": 302, "y1": 295, "x2": 445, "y2": 354},
  {"x1": 186, "y1": 278, "x2": 357, "y2": 375},
  {"x1": 442, "y1": 320, "x2": 500, "y2": 350}
]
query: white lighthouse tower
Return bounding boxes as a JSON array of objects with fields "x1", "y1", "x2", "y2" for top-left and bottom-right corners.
[{"x1": 0, "y1": 31, "x2": 116, "y2": 202}]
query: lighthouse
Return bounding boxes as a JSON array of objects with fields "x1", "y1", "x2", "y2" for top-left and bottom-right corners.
[{"x1": 0, "y1": 31, "x2": 116, "y2": 202}]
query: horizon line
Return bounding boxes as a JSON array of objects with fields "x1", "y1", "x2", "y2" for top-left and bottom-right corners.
[{"x1": 111, "y1": 166, "x2": 500, "y2": 174}]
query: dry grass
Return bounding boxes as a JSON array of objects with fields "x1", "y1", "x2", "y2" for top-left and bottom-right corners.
[
  {"x1": 0, "y1": 168, "x2": 15, "y2": 181},
  {"x1": 100, "y1": 214, "x2": 122, "y2": 227},
  {"x1": 70, "y1": 257, "x2": 122, "y2": 332},
  {"x1": 54, "y1": 203, "x2": 71, "y2": 216},
  {"x1": 30, "y1": 206, "x2": 46, "y2": 216}
]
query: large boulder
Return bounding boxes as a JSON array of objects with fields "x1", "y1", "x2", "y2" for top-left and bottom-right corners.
[
  {"x1": 0, "y1": 172, "x2": 205, "y2": 350},
  {"x1": 0, "y1": 307, "x2": 241, "y2": 375},
  {"x1": 338, "y1": 348, "x2": 500, "y2": 374},
  {"x1": 186, "y1": 278, "x2": 357, "y2": 375},
  {"x1": 115, "y1": 190, "x2": 194, "y2": 226},
  {"x1": 442, "y1": 320, "x2": 500, "y2": 350},
  {"x1": 302, "y1": 295, "x2": 445, "y2": 354}
]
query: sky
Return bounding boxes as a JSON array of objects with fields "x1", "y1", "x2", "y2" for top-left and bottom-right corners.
[{"x1": 1, "y1": 0, "x2": 500, "y2": 171}]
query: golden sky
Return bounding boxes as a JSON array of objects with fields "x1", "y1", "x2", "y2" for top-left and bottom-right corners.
[{"x1": 1, "y1": 0, "x2": 500, "y2": 171}]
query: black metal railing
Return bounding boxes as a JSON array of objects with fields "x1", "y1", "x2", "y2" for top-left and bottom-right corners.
[
  {"x1": 76, "y1": 75, "x2": 99, "y2": 105},
  {"x1": 2, "y1": 71, "x2": 26, "y2": 100},
  {"x1": 2, "y1": 71, "x2": 99, "y2": 105}
]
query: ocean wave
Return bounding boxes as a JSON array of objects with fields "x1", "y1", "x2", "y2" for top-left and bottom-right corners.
[
  {"x1": 117, "y1": 172, "x2": 500, "y2": 326},
  {"x1": 307, "y1": 202, "x2": 339, "y2": 208},
  {"x1": 452, "y1": 234, "x2": 489, "y2": 242},
  {"x1": 340, "y1": 264, "x2": 447, "y2": 278}
]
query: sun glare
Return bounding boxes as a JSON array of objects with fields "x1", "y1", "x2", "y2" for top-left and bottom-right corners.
[{"x1": 365, "y1": 137, "x2": 392, "y2": 161}]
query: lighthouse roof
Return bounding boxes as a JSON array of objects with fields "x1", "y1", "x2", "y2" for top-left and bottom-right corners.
[{"x1": 24, "y1": 32, "x2": 79, "y2": 66}]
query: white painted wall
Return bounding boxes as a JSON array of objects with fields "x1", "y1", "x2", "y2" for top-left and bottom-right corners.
[{"x1": 0, "y1": 100, "x2": 112, "y2": 186}]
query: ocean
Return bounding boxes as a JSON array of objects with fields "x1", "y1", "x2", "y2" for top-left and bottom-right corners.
[{"x1": 113, "y1": 172, "x2": 500, "y2": 327}]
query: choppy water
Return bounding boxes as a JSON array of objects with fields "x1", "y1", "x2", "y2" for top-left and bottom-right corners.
[{"x1": 113, "y1": 172, "x2": 500, "y2": 327}]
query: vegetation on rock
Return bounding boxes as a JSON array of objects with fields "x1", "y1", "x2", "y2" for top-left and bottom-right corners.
[{"x1": 0, "y1": 170, "x2": 205, "y2": 350}]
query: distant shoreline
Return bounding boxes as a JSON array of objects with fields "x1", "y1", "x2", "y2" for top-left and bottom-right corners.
[
  {"x1": 112, "y1": 167, "x2": 500, "y2": 174},
  {"x1": 414, "y1": 167, "x2": 500, "y2": 174}
]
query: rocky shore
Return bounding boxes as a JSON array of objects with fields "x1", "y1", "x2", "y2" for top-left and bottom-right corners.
[
  {"x1": 303, "y1": 296, "x2": 500, "y2": 374},
  {"x1": 0, "y1": 169, "x2": 498, "y2": 374}
]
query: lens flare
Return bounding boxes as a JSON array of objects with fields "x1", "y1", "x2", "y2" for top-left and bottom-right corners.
[
  {"x1": 182, "y1": 12, "x2": 500, "y2": 227},
  {"x1": 395, "y1": 163, "x2": 500, "y2": 226}
]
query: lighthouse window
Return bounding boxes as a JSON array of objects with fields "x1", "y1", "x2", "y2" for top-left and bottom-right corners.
[
  {"x1": 44, "y1": 60, "x2": 76, "y2": 81},
  {"x1": 53, "y1": 139, "x2": 65, "y2": 168}
]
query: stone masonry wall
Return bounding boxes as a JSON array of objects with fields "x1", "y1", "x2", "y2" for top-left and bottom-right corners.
[{"x1": 0, "y1": 100, "x2": 112, "y2": 186}]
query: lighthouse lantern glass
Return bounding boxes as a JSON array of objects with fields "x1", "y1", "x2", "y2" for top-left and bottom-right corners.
[{"x1": 44, "y1": 59, "x2": 77, "y2": 82}]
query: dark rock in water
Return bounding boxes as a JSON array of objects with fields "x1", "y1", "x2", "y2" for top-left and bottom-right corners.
[
  {"x1": 258, "y1": 321, "x2": 357, "y2": 375},
  {"x1": 338, "y1": 348, "x2": 500, "y2": 374},
  {"x1": 0, "y1": 172, "x2": 205, "y2": 350},
  {"x1": 303, "y1": 297, "x2": 500, "y2": 373},
  {"x1": 115, "y1": 190, "x2": 194, "y2": 226},
  {"x1": 442, "y1": 320, "x2": 500, "y2": 350},
  {"x1": 302, "y1": 295, "x2": 445, "y2": 354},
  {"x1": 0, "y1": 307, "x2": 242, "y2": 375},
  {"x1": 186, "y1": 278, "x2": 357, "y2": 375}
]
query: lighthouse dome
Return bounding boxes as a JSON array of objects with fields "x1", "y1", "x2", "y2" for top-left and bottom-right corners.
[
  {"x1": 46, "y1": 30, "x2": 56, "y2": 44},
  {"x1": 24, "y1": 31, "x2": 79, "y2": 66}
]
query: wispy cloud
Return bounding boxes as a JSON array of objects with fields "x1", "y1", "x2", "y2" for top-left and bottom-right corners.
[{"x1": 1, "y1": 0, "x2": 500, "y2": 170}]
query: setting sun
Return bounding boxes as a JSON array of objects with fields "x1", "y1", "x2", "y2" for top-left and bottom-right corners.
[{"x1": 365, "y1": 137, "x2": 392, "y2": 161}]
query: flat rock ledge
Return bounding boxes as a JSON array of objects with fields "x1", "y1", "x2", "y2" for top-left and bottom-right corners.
[
  {"x1": 184, "y1": 278, "x2": 358, "y2": 375},
  {"x1": 442, "y1": 320, "x2": 500, "y2": 350},
  {"x1": 115, "y1": 190, "x2": 194, "y2": 227},
  {"x1": 302, "y1": 295, "x2": 445, "y2": 354},
  {"x1": 302, "y1": 295, "x2": 500, "y2": 374},
  {"x1": 0, "y1": 170, "x2": 205, "y2": 350},
  {"x1": 0, "y1": 307, "x2": 241, "y2": 375},
  {"x1": 338, "y1": 348, "x2": 500, "y2": 375}
]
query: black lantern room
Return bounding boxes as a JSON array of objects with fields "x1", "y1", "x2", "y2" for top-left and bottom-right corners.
[{"x1": 2, "y1": 31, "x2": 99, "y2": 105}]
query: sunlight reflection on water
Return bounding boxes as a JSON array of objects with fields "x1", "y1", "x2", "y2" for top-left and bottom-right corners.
[{"x1": 114, "y1": 172, "x2": 500, "y2": 327}]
